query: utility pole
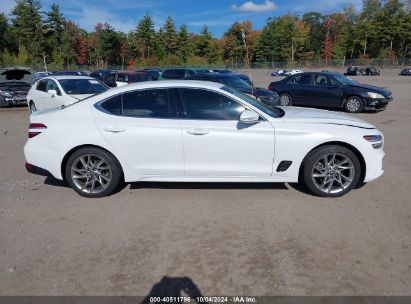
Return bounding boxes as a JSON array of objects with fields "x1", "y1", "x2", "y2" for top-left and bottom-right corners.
[{"x1": 241, "y1": 29, "x2": 254, "y2": 94}]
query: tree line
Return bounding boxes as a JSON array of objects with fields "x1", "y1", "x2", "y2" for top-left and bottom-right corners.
[{"x1": 0, "y1": 0, "x2": 410, "y2": 70}]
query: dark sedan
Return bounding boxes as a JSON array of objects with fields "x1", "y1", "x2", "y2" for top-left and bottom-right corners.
[
  {"x1": 210, "y1": 69, "x2": 252, "y2": 85},
  {"x1": 90, "y1": 69, "x2": 115, "y2": 81},
  {"x1": 400, "y1": 68, "x2": 411, "y2": 76},
  {"x1": 268, "y1": 72, "x2": 393, "y2": 113},
  {"x1": 186, "y1": 73, "x2": 279, "y2": 107}
]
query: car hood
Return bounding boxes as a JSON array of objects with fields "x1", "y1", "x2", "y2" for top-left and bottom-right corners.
[
  {"x1": 348, "y1": 83, "x2": 391, "y2": 97},
  {"x1": 278, "y1": 106, "x2": 375, "y2": 129},
  {"x1": 0, "y1": 67, "x2": 33, "y2": 85}
]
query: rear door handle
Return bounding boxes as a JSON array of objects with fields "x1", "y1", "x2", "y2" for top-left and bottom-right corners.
[
  {"x1": 186, "y1": 128, "x2": 209, "y2": 135},
  {"x1": 103, "y1": 126, "x2": 126, "y2": 133}
]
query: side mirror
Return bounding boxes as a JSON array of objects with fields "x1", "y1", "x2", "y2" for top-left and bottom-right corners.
[
  {"x1": 239, "y1": 110, "x2": 260, "y2": 124},
  {"x1": 47, "y1": 89, "x2": 57, "y2": 97}
]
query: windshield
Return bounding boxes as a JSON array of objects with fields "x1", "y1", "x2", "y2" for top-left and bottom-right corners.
[
  {"x1": 332, "y1": 74, "x2": 357, "y2": 85},
  {"x1": 222, "y1": 86, "x2": 281, "y2": 118},
  {"x1": 58, "y1": 79, "x2": 108, "y2": 95},
  {"x1": 215, "y1": 76, "x2": 250, "y2": 90}
]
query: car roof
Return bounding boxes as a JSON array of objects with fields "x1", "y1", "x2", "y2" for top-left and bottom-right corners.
[
  {"x1": 44, "y1": 76, "x2": 96, "y2": 81},
  {"x1": 94, "y1": 80, "x2": 223, "y2": 96}
]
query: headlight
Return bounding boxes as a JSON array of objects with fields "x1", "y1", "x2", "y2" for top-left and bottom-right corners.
[
  {"x1": 364, "y1": 135, "x2": 383, "y2": 149},
  {"x1": 367, "y1": 92, "x2": 385, "y2": 99},
  {"x1": 0, "y1": 90, "x2": 13, "y2": 98}
]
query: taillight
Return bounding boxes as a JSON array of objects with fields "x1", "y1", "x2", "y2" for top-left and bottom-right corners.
[
  {"x1": 268, "y1": 83, "x2": 273, "y2": 91},
  {"x1": 28, "y1": 123, "x2": 47, "y2": 138},
  {"x1": 29, "y1": 123, "x2": 47, "y2": 129}
]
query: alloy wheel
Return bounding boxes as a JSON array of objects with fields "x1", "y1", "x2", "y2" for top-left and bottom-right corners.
[
  {"x1": 70, "y1": 154, "x2": 112, "y2": 194},
  {"x1": 280, "y1": 94, "x2": 291, "y2": 106},
  {"x1": 346, "y1": 98, "x2": 361, "y2": 112},
  {"x1": 311, "y1": 152, "x2": 355, "y2": 194}
]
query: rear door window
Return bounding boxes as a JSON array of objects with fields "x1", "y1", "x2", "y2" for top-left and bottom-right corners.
[
  {"x1": 100, "y1": 95, "x2": 122, "y2": 115},
  {"x1": 314, "y1": 75, "x2": 328, "y2": 86},
  {"x1": 122, "y1": 89, "x2": 173, "y2": 118},
  {"x1": 289, "y1": 74, "x2": 312, "y2": 85}
]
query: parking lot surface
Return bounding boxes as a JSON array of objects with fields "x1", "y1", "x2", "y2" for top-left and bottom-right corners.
[{"x1": 0, "y1": 70, "x2": 410, "y2": 295}]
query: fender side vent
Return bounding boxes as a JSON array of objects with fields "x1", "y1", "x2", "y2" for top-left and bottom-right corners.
[{"x1": 277, "y1": 161, "x2": 292, "y2": 172}]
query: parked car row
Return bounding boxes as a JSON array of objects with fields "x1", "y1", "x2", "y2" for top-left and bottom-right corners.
[
  {"x1": 271, "y1": 69, "x2": 303, "y2": 77},
  {"x1": 0, "y1": 66, "x2": 397, "y2": 115},
  {"x1": 345, "y1": 66, "x2": 380, "y2": 76},
  {"x1": 25, "y1": 68, "x2": 271, "y2": 112}
]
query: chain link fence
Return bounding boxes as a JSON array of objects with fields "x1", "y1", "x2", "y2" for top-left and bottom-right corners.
[{"x1": 2, "y1": 58, "x2": 410, "y2": 72}]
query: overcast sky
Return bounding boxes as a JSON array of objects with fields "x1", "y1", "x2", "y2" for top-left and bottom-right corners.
[{"x1": 0, "y1": 0, "x2": 363, "y2": 36}]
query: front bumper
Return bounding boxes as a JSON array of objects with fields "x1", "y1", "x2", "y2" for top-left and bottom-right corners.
[
  {"x1": 5, "y1": 95, "x2": 28, "y2": 106},
  {"x1": 365, "y1": 96, "x2": 393, "y2": 110}
]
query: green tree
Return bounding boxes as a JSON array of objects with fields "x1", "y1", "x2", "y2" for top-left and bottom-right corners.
[
  {"x1": 303, "y1": 12, "x2": 324, "y2": 60},
  {"x1": 375, "y1": 0, "x2": 405, "y2": 56},
  {"x1": 131, "y1": 13, "x2": 155, "y2": 59},
  {"x1": 195, "y1": 25, "x2": 221, "y2": 63},
  {"x1": 10, "y1": 0, "x2": 43, "y2": 60},
  {"x1": 177, "y1": 24, "x2": 193, "y2": 63},
  {"x1": 162, "y1": 16, "x2": 178, "y2": 57}
]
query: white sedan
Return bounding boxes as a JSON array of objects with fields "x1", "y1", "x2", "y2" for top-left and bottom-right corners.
[
  {"x1": 24, "y1": 80, "x2": 384, "y2": 198},
  {"x1": 27, "y1": 76, "x2": 108, "y2": 113}
]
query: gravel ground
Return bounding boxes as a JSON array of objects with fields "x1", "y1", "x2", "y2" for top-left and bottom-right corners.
[{"x1": 0, "y1": 70, "x2": 410, "y2": 296}]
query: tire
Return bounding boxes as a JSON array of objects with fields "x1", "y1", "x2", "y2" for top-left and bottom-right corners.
[
  {"x1": 344, "y1": 96, "x2": 363, "y2": 113},
  {"x1": 279, "y1": 93, "x2": 292, "y2": 106},
  {"x1": 29, "y1": 102, "x2": 37, "y2": 113},
  {"x1": 302, "y1": 145, "x2": 361, "y2": 197},
  {"x1": 65, "y1": 147, "x2": 123, "y2": 198}
]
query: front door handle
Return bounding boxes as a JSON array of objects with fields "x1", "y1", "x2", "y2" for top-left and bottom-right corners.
[
  {"x1": 103, "y1": 126, "x2": 126, "y2": 133},
  {"x1": 186, "y1": 128, "x2": 209, "y2": 135}
]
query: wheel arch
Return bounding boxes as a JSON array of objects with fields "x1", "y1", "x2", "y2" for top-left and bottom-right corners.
[
  {"x1": 298, "y1": 141, "x2": 366, "y2": 184},
  {"x1": 61, "y1": 144, "x2": 125, "y2": 182}
]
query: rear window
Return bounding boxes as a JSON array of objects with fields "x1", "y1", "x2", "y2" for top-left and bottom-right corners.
[
  {"x1": 122, "y1": 89, "x2": 172, "y2": 118},
  {"x1": 289, "y1": 74, "x2": 312, "y2": 85},
  {"x1": 101, "y1": 95, "x2": 122, "y2": 115},
  {"x1": 58, "y1": 79, "x2": 108, "y2": 95}
]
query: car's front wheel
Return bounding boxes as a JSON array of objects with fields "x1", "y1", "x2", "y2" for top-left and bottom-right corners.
[
  {"x1": 302, "y1": 145, "x2": 361, "y2": 197},
  {"x1": 65, "y1": 147, "x2": 123, "y2": 198},
  {"x1": 279, "y1": 93, "x2": 292, "y2": 106},
  {"x1": 344, "y1": 96, "x2": 363, "y2": 113}
]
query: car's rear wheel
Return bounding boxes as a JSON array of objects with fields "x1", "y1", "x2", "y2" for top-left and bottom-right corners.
[
  {"x1": 279, "y1": 93, "x2": 292, "y2": 106},
  {"x1": 302, "y1": 145, "x2": 361, "y2": 197},
  {"x1": 29, "y1": 102, "x2": 37, "y2": 113},
  {"x1": 344, "y1": 96, "x2": 363, "y2": 113},
  {"x1": 65, "y1": 147, "x2": 123, "y2": 198}
]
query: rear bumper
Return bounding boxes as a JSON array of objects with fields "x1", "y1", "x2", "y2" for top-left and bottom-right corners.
[{"x1": 25, "y1": 162, "x2": 52, "y2": 177}]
